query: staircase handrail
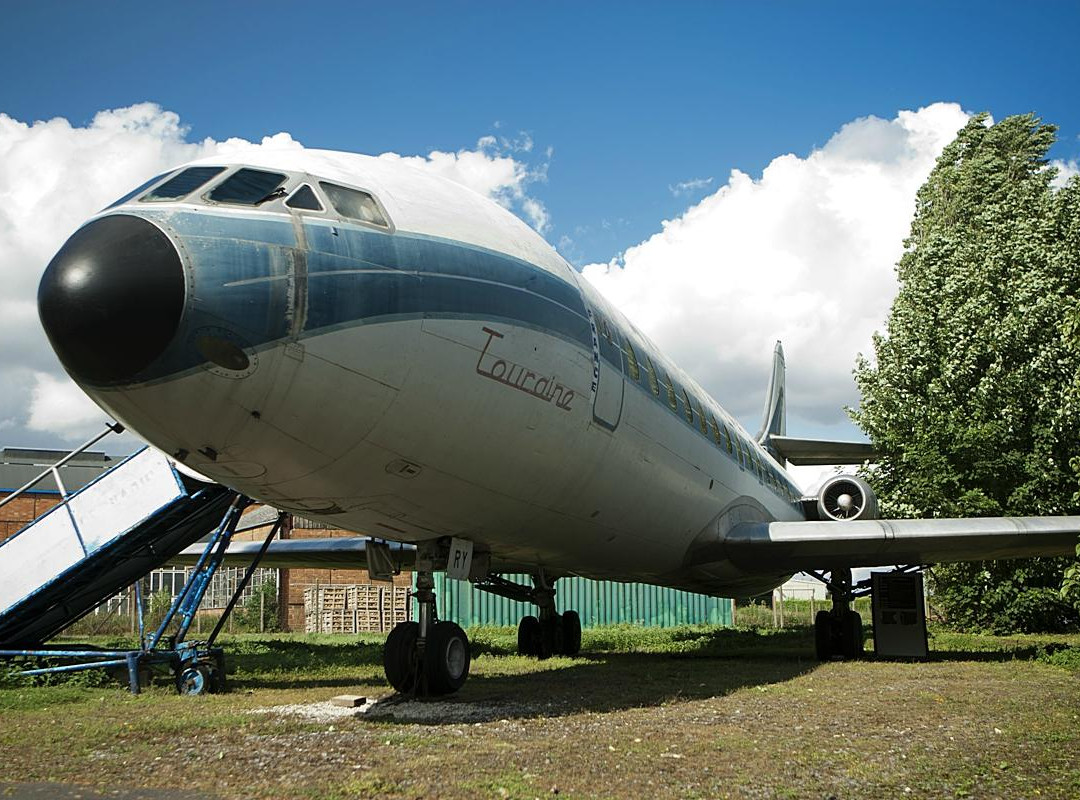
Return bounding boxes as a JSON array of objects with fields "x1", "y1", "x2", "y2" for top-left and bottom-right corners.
[{"x1": 0, "y1": 421, "x2": 125, "y2": 509}]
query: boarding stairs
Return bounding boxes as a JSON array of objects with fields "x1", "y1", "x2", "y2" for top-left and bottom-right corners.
[{"x1": 0, "y1": 424, "x2": 282, "y2": 693}]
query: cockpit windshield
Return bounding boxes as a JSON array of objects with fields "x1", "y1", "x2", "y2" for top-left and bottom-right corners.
[
  {"x1": 104, "y1": 172, "x2": 170, "y2": 209},
  {"x1": 207, "y1": 168, "x2": 288, "y2": 205},
  {"x1": 142, "y1": 166, "x2": 226, "y2": 201},
  {"x1": 285, "y1": 184, "x2": 323, "y2": 211},
  {"x1": 109, "y1": 165, "x2": 391, "y2": 230},
  {"x1": 319, "y1": 182, "x2": 389, "y2": 227}
]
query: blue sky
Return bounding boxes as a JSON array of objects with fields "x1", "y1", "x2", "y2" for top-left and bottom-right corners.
[
  {"x1": 2, "y1": 1, "x2": 1079, "y2": 472},
  {"x1": 6, "y1": 1, "x2": 1079, "y2": 265}
]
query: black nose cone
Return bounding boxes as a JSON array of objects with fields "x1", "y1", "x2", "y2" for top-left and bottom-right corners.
[{"x1": 38, "y1": 215, "x2": 185, "y2": 385}]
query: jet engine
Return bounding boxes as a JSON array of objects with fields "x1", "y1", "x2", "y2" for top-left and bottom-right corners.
[{"x1": 816, "y1": 475, "x2": 879, "y2": 521}]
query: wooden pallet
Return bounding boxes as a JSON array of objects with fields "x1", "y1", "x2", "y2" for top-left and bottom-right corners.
[{"x1": 304, "y1": 585, "x2": 412, "y2": 633}]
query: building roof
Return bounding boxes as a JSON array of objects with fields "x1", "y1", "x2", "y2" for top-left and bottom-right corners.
[{"x1": 0, "y1": 447, "x2": 117, "y2": 494}]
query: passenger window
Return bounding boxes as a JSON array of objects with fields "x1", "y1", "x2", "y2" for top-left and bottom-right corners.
[
  {"x1": 722, "y1": 421, "x2": 734, "y2": 454},
  {"x1": 694, "y1": 401, "x2": 707, "y2": 435},
  {"x1": 285, "y1": 184, "x2": 323, "y2": 211},
  {"x1": 319, "y1": 181, "x2": 389, "y2": 227},
  {"x1": 625, "y1": 340, "x2": 641, "y2": 382},
  {"x1": 681, "y1": 388, "x2": 694, "y2": 423},
  {"x1": 708, "y1": 415, "x2": 722, "y2": 446},
  {"x1": 661, "y1": 371, "x2": 677, "y2": 410},
  {"x1": 645, "y1": 356, "x2": 660, "y2": 396},
  {"x1": 143, "y1": 166, "x2": 226, "y2": 201},
  {"x1": 208, "y1": 168, "x2": 288, "y2": 205}
]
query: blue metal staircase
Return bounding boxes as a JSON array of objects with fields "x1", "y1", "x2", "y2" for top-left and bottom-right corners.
[
  {"x1": 0, "y1": 439, "x2": 234, "y2": 646},
  {"x1": 0, "y1": 425, "x2": 284, "y2": 694}
]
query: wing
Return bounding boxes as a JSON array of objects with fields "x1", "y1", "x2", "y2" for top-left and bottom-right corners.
[
  {"x1": 724, "y1": 516, "x2": 1080, "y2": 572},
  {"x1": 767, "y1": 435, "x2": 878, "y2": 466},
  {"x1": 170, "y1": 537, "x2": 416, "y2": 571}
]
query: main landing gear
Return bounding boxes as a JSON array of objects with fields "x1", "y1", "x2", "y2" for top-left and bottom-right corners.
[
  {"x1": 811, "y1": 567, "x2": 864, "y2": 661},
  {"x1": 475, "y1": 572, "x2": 582, "y2": 658}
]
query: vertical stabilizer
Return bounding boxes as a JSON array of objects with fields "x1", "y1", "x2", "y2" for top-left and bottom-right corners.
[{"x1": 756, "y1": 341, "x2": 786, "y2": 461}]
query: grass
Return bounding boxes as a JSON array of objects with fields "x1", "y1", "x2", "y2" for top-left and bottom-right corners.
[{"x1": 1, "y1": 624, "x2": 1078, "y2": 798}]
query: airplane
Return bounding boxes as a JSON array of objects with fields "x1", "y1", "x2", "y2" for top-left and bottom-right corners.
[{"x1": 35, "y1": 149, "x2": 1080, "y2": 695}]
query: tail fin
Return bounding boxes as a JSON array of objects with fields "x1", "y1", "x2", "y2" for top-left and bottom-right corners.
[{"x1": 756, "y1": 341, "x2": 786, "y2": 461}]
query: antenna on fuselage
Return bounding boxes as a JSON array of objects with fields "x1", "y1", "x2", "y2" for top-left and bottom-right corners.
[{"x1": 755, "y1": 340, "x2": 786, "y2": 462}]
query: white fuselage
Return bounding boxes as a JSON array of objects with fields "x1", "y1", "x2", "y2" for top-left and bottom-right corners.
[{"x1": 47, "y1": 150, "x2": 806, "y2": 597}]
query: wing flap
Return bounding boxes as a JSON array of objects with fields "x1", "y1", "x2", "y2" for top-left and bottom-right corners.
[{"x1": 725, "y1": 516, "x2": 1080, "y2": 571}]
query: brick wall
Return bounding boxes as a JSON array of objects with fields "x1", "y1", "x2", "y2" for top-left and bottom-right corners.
[
  {"x1": 282, "y1": 525, "x2": 412, "y2": 632},
  {"x1": 0, "y1": 492, "x2": 62, "y2": 542}
]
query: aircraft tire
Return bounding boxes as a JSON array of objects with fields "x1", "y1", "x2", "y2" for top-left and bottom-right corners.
[
  {"x1": 517, "y1": 615, "x2": 541, "y2": 656},
  {"x1": 842, "y1": 611, "x2": 863, "y2": 659},
  {"x1": 384, "y1": 621, "x2": 420, "y2": 693},
  {"x1": 538, "y1": 615, "x2": 561, "y2": 659},
  {"x1": 560, "y1": 610, "x2": 582, "y2": 656},
  {"x1": 814, "y1": 610, "x2": 832, "y2": 661},
  {"x1": 424, "y1": 621, "x2": 471, "y2": 694}
]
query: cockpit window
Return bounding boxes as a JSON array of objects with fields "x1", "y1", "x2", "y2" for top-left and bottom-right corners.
[
  {"x1": 105, "y1": 171, "x2": 170, "y2": 209},
  {"x1": 143, "y1": 166, "x2": 226, "y2": 201},
  {"x1": 285, "y1": 184, "x2": 323, "y2": 211},
  {"x1": 207, "y1": 168, "x2": 288, "y2": 205},
  {"x1": 319, "y1": 182, "x2": 389, "y2": 227}
]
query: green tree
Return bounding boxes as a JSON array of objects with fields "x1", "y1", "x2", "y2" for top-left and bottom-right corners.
[{"x1": 852, "y1": 112, "x2": 1080, "y2": 633}]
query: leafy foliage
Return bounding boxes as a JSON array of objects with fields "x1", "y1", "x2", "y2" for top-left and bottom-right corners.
[
  {"x1": 852, "y1": 113, "x2": 1080, "y2": 632},
  {"x1": 234, "y1": 578, "x2": 280, "y2": 633}
]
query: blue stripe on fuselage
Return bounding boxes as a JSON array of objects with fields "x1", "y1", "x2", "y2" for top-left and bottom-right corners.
[{"x1": 114, "y1": 210, "x2": 591, "y2": 385}]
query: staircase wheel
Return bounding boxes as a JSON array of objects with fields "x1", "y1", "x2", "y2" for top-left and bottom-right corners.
[{"x1": 177, "y1": 664, "x2": 210, "y2": 695}]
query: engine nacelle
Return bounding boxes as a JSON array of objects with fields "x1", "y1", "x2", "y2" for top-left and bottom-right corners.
[{"x1": 816, "y1": 475, "x2": 879, "y2": 521}]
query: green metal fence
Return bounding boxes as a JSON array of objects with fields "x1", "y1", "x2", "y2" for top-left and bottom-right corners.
[{"x1": 429, "y1": 573, "x2": 732, "y2": 628}]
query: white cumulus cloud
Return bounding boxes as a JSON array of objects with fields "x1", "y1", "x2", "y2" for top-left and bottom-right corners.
[
  {"x1": 1051, "y1": 158, "x2": 1079, "y2": 189},
  {"x1": 26, "y1": 372, "x2": 104, "y2": 438},
  {"x1": 377, "y1": 130, "x2": 550, "y2": 232},
  {"x1": 0, "y1": 103, "x2": 549, "y2": 448},
  {"x1": 582, "y1": 102, "x2": 972, "y2": 456}
]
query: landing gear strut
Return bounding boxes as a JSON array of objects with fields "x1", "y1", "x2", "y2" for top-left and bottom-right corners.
[
  {"x1": 383, "y1": 551, "x2": 471, "y2": 696},
  {"x1": 475, "y1": 572, "x2": 582, "y2": 658},
  {"x1": 811, "y1": 567, "x2": 863, "y2": 661}
]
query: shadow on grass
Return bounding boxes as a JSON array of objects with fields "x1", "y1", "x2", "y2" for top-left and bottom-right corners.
[
  {"x1": 217, "y1": 628, "x2": 823, "y2": 720},
  {"x1": 435, "y1": 651, "x2": 816, "y2": 721}
]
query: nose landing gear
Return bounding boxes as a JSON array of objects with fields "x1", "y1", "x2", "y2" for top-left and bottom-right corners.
[{"x1": 383, "y1": 567, "x2": 472, "y2": 696}]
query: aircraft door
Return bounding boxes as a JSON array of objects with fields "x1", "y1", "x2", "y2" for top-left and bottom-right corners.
[{"x1": 590, "y1": 310, "x2": 625, "y2": 431}]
